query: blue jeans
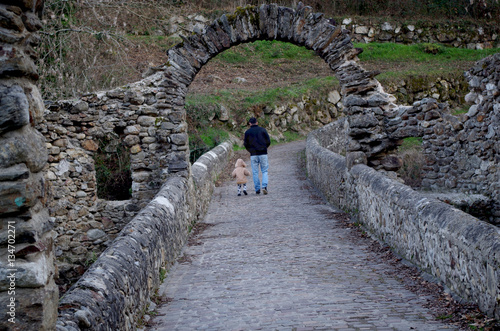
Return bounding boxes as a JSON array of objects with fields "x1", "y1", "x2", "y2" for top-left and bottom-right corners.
[{"x1": 250, "y1": 155, "x2": 268, "y2": 192}]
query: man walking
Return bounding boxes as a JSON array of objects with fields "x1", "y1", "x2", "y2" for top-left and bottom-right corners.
[{"x1": 244, "y1": 117, "x2": 271, "y2": 195}]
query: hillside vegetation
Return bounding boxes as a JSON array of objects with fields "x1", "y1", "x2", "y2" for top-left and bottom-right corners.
[
  {"x1": 38, "y1": 0, "x2": 499, "y2": 166},
  {"x1": 38, "y1": 0, "x2": 499, "y2": 100}
]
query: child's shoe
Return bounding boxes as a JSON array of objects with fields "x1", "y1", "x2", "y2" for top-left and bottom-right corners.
[
  {"x1": 238, "y1": 193, "x2": 241, "y2": 196},
  {"x1": 243, "y1": 190, "x2": 247, "y2": 195}
]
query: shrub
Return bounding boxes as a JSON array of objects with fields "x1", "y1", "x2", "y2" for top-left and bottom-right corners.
[
  {"x1": 94, "y1": 137, "x2": 132, "y2": 200},
  {"x1": 397, "y1": 137, "x2": 424, "y2": 188}
]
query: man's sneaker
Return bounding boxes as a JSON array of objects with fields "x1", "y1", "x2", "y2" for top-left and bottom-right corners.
[
  {"x1": 262, "y1": 187, "x2": 268, "y2": 195},
  {"x1": 256, "y1": 190, "x2": 260, "y2": 194},
  {"x1": 243, "y1": 190, "x2": 248, "y2": 195}
]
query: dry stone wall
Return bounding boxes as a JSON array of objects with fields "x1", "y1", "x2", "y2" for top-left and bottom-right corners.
[
  {"x1": 0, "y1": 1, "x2": 60, "y2": 330},
  {"x1": 384, "y1": 75, "x2": 468, "y2": 108},
  {"x1": 343, "y1": 17, "x2": 499, "y2": 49}
]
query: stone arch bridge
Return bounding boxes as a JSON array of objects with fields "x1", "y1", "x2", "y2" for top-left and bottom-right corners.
[{"x1": 0, "y1": 2, "x2": 499, "y2": 330}]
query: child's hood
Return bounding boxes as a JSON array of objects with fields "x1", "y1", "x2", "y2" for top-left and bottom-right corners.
[{"x1": 235, "y1": 159, "x2": 247, "y2": 168}]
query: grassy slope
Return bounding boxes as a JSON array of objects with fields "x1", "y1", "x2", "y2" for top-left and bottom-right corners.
[{"x1": 186, "y1": 39, "x2": 499, "y2": 146}]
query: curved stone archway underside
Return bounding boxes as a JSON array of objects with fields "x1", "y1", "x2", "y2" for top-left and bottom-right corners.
[{"x1": 162, "y1": 3, "x2": 400, "y2": 170}]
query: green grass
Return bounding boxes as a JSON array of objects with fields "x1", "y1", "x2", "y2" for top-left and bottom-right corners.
[
  {"x1": 215, "y1": 40, "x2": 316, "y2": 65},
  {"x1": 282, "y1": 130, "x2": 304, "y2": 142},
  {"x1": 355, "y1": 42, "x2": 500, "y2": 81},
  {"x1": 398, "y1": 137, "x2": 423, "y2": 152},
  {"x1": 451, "y1": 105, "x2": 470, "y2": 115},
  {"x1": 189, "y1": 126, "x2": 230, "y2": 162},
  {"x1": 199, "y1": 127, "x2": 229, "y2": 146},
  {"x1": 159, "y1": 267, "x2": 167, "y2": 282},
  {"x1": 355, "y1": 42, "x2": 500, "y2": 62},
  {"x1": 233, "y1": 143, "x2": 246, "y2": 151},
  {"x1": 187, "y1": 76, "x2": 338, "y2": 110}
]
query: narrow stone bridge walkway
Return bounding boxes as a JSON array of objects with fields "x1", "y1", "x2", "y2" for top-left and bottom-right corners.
[{"x1": 147, "y1": 140, "x2": 456, "y2": 331}]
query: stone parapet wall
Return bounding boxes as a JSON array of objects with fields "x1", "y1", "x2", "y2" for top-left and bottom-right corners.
[
  {"x1": 0, "y1": 1, "x2": 60, "y2": 330},
  {"x1": 306, "y1": 128, "x2": 500, "y2": 320},
  {"x1": 56, "y1": 141, "x2": 233, "y2": 330},
  {"x1": 343, "y1": 17, "x2": 499, "y2": 49},
  {"x1": 191, "y1": 142, "x2": 233, "y2": 218}
]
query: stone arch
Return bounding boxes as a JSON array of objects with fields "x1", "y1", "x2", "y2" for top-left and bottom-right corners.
[{"x1": 162, "y1": 3, "x2": 399, "y2": 170}]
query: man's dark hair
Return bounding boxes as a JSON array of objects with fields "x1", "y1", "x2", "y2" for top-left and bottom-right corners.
[{"x1": 248, "y1": 117, "x2": 257, "y2": 124}]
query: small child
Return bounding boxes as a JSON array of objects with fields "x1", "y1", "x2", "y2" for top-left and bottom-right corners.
[{"x1": 231, "y1": 158, "x2": 250, "y2": 196}]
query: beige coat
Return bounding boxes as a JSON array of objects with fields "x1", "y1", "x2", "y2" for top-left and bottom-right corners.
[{"x1": 231, "y1": 159, "x2": 250, "y2": 184}]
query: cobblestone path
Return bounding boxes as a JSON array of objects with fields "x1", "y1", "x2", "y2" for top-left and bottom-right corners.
[{"x1": 148, "y1": 140, "x2": 456, "y2": 331}]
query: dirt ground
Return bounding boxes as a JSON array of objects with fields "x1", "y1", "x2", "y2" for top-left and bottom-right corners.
[{"x1": 189, "y1": 56, "x2": 334, "y2": 94}]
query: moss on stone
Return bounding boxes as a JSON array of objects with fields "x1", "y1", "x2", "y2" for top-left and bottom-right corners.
[{"x1": 226, "y1": 5, "x2": 259, "y2": 26}]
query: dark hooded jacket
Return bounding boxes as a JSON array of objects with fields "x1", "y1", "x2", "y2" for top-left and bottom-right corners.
[{"x1": 244, "y1": 125, "x2": 271, "y2": 156}]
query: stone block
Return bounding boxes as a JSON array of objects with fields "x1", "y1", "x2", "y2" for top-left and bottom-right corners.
[
  {"x1": 123, "y1": 134, "x2": 140, "y2": 147},
  {"x1": 0, "y1": 252, "x2": 54, "y2": 289},
  {"x1": 0, "y1": 163, "x2": 29, "y2": 181},
  {"x1": 0, "y1": 84, "x2": 29, "y2": 135},
  {"x1": 346, "y1": 151, "x2": 367, "y2": 169},
  {"x1": 81, "y1": 139, "x2": 99, "y2": 151},
  {"x1": 0, "y1": 7, "x2": 24, "y2": 32},
  {"x1": 0, "y1": 281, "x2": 58, "y2": 331},
  {"x1": 355, "y1": 26, "x2": 369, "y2": 34},
  {"x1": 381, "y1": 155, "x2": 403, "y2": 171},
  {"x1": 0, "y1": 128, "x2": 47, "y2": 172},
  {"x1": 0, "y1": 175, "x2": 44, "y2": 214},
  {"x1": 349, "y1": 113, "x2": 379, "y2": 128}
]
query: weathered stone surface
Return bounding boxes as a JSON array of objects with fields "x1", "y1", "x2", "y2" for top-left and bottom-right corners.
[
  {"x1": 0, "y1": 163, "x2": 29, "y2": 181},
  {"x1": 0, "y1": 3, "x2": 55, "y2": 329},
  {"x1": 0, "y1": 84, "x2": 29, "y2": 135},
  {"x1": 81, "y1": 139, "x2": 99, "y2": 151},
  {"x1": 381, "y1": 155, "x2": 403, "y2": 171},
  {"x1": 0, "y1": 7, "x2": 24, "y2": 32},
  {"x1": 327, "y1": 90, "x2": 341, "y2": 104},
  {"x1": 86, "y1": 228, "x2": 106, "y2": 241},
  {"x1": 0, "y1": 280, "x2": 58, "y2": 331},
  {"x1": 123, "y1": 134, "x2": 140, "y2": 146},
  {"x1": 0, "y1": 127, "x2": 47, "y2": 172},
  {"x1": 349, "y1": 113, "x2": 379, "y2": 128},
  {"x1": 0, "y1": 176, "x2": 43, "y2": 214},
  {"x1": 346, "y1": 151, "x2": 367, "y2": 169},
  {"x1": 0, "y1": 45, "x2": 38, "y2": 78}
]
